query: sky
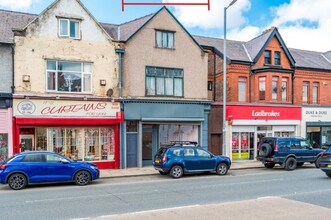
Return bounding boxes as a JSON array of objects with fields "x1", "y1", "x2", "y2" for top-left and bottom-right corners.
[{"x1": 0, "y1": 0, "x2": 330, "y2": 52}]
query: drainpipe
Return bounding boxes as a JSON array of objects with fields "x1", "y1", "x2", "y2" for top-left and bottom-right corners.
[
  {"x1": 10, "y1": 44, "x2": 15, "y2": 94},
  {"x1": 249, "y1": 62, "x2": 252, "y2": 102},
  {"x1": 115, "y1": 46, "x2": 125, "y2": 97},
  {"x1": 213, "y1": 50, "x2": 216, "y2": 101}
]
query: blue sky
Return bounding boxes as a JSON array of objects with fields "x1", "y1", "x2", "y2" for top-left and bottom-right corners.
[{"x1": 0, "y1": 0, "x2": 330, "y2": 52}]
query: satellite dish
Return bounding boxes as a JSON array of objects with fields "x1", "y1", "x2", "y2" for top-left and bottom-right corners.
[{"x1": 106, "y1": 89, "x2": 113, "y2": 97}]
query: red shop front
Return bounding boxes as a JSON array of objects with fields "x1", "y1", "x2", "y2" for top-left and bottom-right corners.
[{"x1": 12, "y1": 98, "x2": 123, "y2": 169}]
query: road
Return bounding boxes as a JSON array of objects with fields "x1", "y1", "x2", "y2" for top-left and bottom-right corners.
[{"x1": 1, "y1": 166, "x2": 331, "y2": 220}]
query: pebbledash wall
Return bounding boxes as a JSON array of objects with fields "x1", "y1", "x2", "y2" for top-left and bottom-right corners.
[
  {"x1": 12, "y1": 98, "x2": 123, "y2": 169},
  {"x1": 219, "y1": 104, "x2": 302, "y2": 160}
]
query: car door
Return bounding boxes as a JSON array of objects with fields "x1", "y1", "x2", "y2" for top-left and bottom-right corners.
[
  {"x1": 299, "y1": 139, "x2": 315, "y2": 162},
  {"x1": 183, "y1": 148, "x2": 198, "y2": 171},
  {"x1": 195, "y1": 148, "x2": 216, "y2": 170},
  {"x1": 290, "y1": 139, "x2": 303, "y2": 162},
  {"x1": 20, "y1": 153, "x2": 47, "y2": 183},
  {"x1": 44, "y1": 153, "x2": 75, "y2": 182}
]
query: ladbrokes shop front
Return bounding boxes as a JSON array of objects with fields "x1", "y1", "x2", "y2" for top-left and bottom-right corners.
[{"x1": 12, "y1": 98, "x2": 123, "y2": 169}]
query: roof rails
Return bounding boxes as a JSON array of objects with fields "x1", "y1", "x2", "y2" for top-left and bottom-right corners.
[{"x1": 170, "y1": 141, "x2": 198, "y2": 146}]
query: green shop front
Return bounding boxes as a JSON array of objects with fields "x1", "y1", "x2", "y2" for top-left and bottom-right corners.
[{"x1": 121, "y1": 99, "x2": 210, "y2": 168}]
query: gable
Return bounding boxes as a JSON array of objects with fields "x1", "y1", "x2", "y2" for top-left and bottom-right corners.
[{"x1": 22, "y1": 0, "x2": 111, "y2": 42}]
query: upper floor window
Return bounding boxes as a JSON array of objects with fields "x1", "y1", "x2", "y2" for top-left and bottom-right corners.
[
  {"x1": 312, "y1": 82, "x2": 319, "y2": 104},
  {"x1": 259, "y1": 77, "x2": 266, "y2": 100},
  {"x1": 264, "y1": 50, "x2": 271, "y2": 65},
  {"x1": 145, "y1": 66, "x2": 183, "y2": 97},
  {"x1": 208, "y1": 81, "x2": 213, "y2": 91},
  {"x1": 59, "y1": 19, "x2": 80, "y2": 39},
  {"x1": 46, "y1": 60, "x2": 92, "y2": 93},
  {"x1": 155, "y1": 30, "x2": 174, "y2": 49},
  {"x1": 302, "y1": 81, "x2": 309, "y2": 104},
  {"x1": 282, "y1": 78, "x2": 288, "y2": 101},
  {"x1": 274, "y1": 51, "x2": 281, "y2": 65},
  {"x1": 272, "y1": 76, "x2": 279, "y2": 100},
  {"x1": 238, "y1": 77, "x2": 247, "y2": 102}
]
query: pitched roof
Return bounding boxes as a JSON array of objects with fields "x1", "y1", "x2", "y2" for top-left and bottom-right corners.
[
  {"x1": 193, "y1": 35, "x2": 250, "y2": 62},
  {"x1": 289, "y1": 48, "x2": 331, "y2": 70},
  {"x1": 0, "y1": 9, "x2": 36, "y2": 43},
  {"x1": 243, "y1": 29, "x2": 273, "y2": 62}
]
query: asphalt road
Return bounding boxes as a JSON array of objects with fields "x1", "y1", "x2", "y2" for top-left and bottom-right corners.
[{"x1": 0, "y1": 166, "x2": 331, "y2": 220}]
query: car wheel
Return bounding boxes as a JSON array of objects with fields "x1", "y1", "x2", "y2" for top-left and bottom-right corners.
[
  {"x1": 285, "y1": 158, "x2": 297, "y2": 171},
  {"x1": 259, "y1": 143, "x2": 273, "y2": 157},
  {"x1": 297, "y1": 162, "x2": 304, "y2": 167},
  {"x1": 216, "y1": 163, "x2": 228, "y2": 175},
  {"x1": 326, "y1": 172, "x2": 331, "y2": 178},
  {"x1": 315, "y1": 156, "x2": 321, "y2": 168},
  {"x1": 8, "y1": 173, "x2": 27, "y2": 190},
  {"x1": 74, "y1": 170, "x2": 91, "y2": 186},
  {"x1": 169, "y1": 165, "x2": 183, "y2": 179},
  {"x1": 264, "y1": 162, "x2": 275, "y2": 169},
  {"x1": 159, "y1": 171, "x2": 168, "y2": 175}
]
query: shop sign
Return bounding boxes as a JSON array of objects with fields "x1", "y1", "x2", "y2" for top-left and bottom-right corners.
[
  {"x1": 227, "y1": 105, "x2": 301, "y2": 120},
  {"x1": 13, "y1": 99, "x2": 120, "y2": 118},
  {"x1": 302, "y1": 107, "x2": 331, "y2": 121}
]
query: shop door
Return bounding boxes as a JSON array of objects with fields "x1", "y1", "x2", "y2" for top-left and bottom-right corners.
[
  {"x1": 142, "y1": 125, "x2": 157, "y2": 166},
  {"x1": 127, "y1": 133, "x2": 138, "y2": 167},
  {"x1": 20, "y1": 135, "x2": 34, "y2": 152}
]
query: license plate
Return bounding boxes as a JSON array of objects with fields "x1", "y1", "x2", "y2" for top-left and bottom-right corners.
[{"x1": 154, "y1": 159, "x2": 160, "y2": 163}]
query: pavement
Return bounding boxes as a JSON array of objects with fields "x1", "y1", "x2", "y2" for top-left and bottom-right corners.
[{"x1": 99, "y1": 160, "x2": 262, "y2": 178}]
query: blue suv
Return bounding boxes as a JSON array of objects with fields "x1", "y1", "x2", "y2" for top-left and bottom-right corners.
[
  {"x1": 153, "y1": 142, "x2": 231, "y2": 178},
  {"x1": 256, "y1": 137, "x2": 324, "y2": 170},
  {"x1": 0, "y1": 151, "x2": 99, "y2": 190}
]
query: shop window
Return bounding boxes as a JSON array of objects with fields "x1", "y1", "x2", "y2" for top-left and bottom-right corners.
[
  {"x1": 274, "y1": 51, "x2": 281, "y2": 65},
  {"x1": 322, "y1": 127, "x2": 331, "y2": 148},
  {"x1": 282, "y1": 78, "x2": 288, "y2": 101},
  {"x1": 302, "y1": 81, "x2": 309, "y2": 104},
  {"x1": 146, "y1": 66, "x2": 183, "y2": 97},
  {"x1": 238, "y1": 77, "x2": 247, "y2": 102},
  {"x1": 0, "y1": 134, "x2": 8, "y2": 161},
  {"x1": 264, "y1": 50, "x2": 271, "y2": 65},
  {"x1": 46, "y1": 60, "x2": 92, "y2": 93},
  {"x1": 159, "y1": 125, "x2": 199, "y2": 145},
  {"x1": 312, "y1": 82, "x2": 319, "y2": 104},
  {"x1": 155, "y1": 30, "x2": 175, "y2": 49},
  {"x1": 126, "y1": 121, "x2": 138, "y2": 132},
  {"x1": 259, "y1": 77, "x2": 266, "y2": 100},
  {"x1": 272, "y1": 76, "x2": 278, "y2": 100},
  {"x1": 59, "y1": 18, "x2": 80, "y2": 39}
]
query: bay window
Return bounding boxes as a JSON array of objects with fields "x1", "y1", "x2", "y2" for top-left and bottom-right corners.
[
  {"x1": 46, "y1": 60, "x2": 92, "y2": 93},
  {"x1": 272, "y1": 76, "x2": 278, "y2": 100},
  {"x1": 259, "y1": 77, "x2": 266, "y2": 100}
]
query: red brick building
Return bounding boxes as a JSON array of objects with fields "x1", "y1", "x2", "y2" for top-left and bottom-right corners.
[{"x1": 195, "y1": 27, "x2": 331, "y2": 160}]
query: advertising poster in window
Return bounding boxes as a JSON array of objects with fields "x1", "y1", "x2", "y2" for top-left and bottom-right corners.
[
  {"x1": 241, "y1": 133, "x2": 249, "y2": 159},
  {"x1": 232, "y1": 133, "x2": 239, "y2": 159}
]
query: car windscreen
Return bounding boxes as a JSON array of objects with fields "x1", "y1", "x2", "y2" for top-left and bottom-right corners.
[
  {"x1": 327, "y1": 147, "x2": 331, "y2": 153},
  {"x1": 156, "y1": 147, "x2": 168, "y2": 156},
  {"x1": 3, "y1": 155, "x2": 17, "y2": 163}
]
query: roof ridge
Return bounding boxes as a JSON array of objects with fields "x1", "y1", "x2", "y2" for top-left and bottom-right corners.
[
  {"x1": 0, "y1": 8, "x2": 37, "y2": 16},
  {"x1": 193, "y1": 34, "x2": 245, "y2": 43},
  {"x1": 289, "y1": 47, "x2": 324, "y2": 53}
]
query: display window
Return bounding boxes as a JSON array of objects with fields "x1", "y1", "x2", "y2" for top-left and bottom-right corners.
[
  {"x1": 33, "y1": 127, "x2": 115, "y2": 161},
  {"x1": 0, "y1": 134, "x2": 8, "y2": 161},
  {"x1": 159, "y1": 125, "x2": 199, "y2": 145}
]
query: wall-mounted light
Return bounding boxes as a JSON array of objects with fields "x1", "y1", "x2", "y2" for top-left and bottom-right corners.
[
  {"x1": 100, "y1": 80, "x2": 106, "y2": 86},
  {"x1": 23, "y1": 75, "x2": 30, "y2": 82},
  {"x1": 323, "y1": 82, "x2": 328, "y2": 85}
]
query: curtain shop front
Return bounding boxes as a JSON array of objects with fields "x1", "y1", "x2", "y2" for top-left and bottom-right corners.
[{"x1": 13, "y1": 98, "x2": 123, "y2": 169}]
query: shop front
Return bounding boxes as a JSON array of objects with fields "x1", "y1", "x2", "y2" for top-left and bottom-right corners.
[
  {"x1": 122, "y1": 100, "x2": 211, "y2": 168},
  {"x1": 302, "y1": 107, "x2": 331, "y2": 149},
  {"x1": 13, "y1": 98, "x2": 123, "y2": 169},
  {"x1": 226, "y1": 104, "x2": 302, "y2": 160},
  {"x1": 0, "y1": 109, "x2": 12, "y2": 161}
]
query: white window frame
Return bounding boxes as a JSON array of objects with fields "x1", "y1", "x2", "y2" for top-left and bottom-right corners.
[
  {"x1": 46, "y1": 60, "x2": 92, "y2": 94},
  {"x1": 59, "y1": 18, "x2": 81, "y2": 39}
]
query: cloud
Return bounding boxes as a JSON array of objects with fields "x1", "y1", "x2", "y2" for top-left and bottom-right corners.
[
  {"x1": 0, "y1": 0, "x2": 40, "y2": 10},
  {"x1": 268, "y1": 0, "x2": 331, "y2": 52},
  {"x1": 163, "y1": 0, "x2": 251, "y2": 29}
]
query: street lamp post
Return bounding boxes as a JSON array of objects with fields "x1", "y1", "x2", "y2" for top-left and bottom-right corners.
[{"x1": 222, "y1": 0, "x2": 237, "y2": 156}]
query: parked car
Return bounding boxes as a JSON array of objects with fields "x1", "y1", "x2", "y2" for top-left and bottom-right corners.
[
  {"x1": 153, "y1": 141, "x2": 231, "y2": 178},
  {"x1": 0, "y1": 151, "x2": 99, "y2": 190},
  {"x1": 256, "y1": 137, "x2": 324, "y2": 171},
  {"x1": 318, "y1": 146, "x2": 331, "y2": 178}
]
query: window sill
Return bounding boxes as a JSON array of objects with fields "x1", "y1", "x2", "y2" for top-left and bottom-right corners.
[{"x1": 154, "y1": 46, "x2": 175, "y2": 50}]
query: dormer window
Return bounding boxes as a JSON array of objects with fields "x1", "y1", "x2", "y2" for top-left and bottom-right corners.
[
  {"x1": 264, "y1": 50, "x2": 271, "y2": 65},
  {"x1": 155, "y1": 30, "x2": 174, "y2": 49},
  {"x1": 59, "y1": 19, "x2": 80, "y2": 39}
]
